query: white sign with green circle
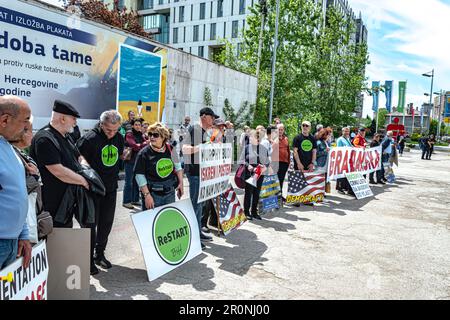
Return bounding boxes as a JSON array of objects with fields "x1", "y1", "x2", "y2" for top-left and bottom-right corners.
[
  {"x1": 156, "y1": 158, "x2": 173, "y2": 178},
  {"x1": 153, "y1": 207, "x2": 191, "y2": 265},
  {"x1": 131, "y1": 199, "x2": 202, "y2": 281},
  {"x1": 101, "y1": 145, "x2": 119, "y2": 167}
]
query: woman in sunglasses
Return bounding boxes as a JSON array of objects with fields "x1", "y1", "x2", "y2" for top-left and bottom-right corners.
[{"x1": 134, "y1": 123, "x2": 184, "y2": 210}]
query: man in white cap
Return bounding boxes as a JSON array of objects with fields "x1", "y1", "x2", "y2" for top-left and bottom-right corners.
[{"x1": 292, "y1": 120, "x2": 317, "y2": 173}]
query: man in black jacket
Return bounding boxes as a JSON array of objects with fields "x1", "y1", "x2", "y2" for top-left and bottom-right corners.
[{"x1": 77, "y1": 110, "x2": 124, "y2": 272}]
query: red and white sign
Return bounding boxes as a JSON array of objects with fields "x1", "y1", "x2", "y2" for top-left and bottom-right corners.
[
  {"x1": 327, "y1": 146, "x2": 382, "y2": 181},
  {"x1": 198, "y1": 143, "x2": 233, "y2": 203},
  {"x1": 0, "y1": 241, "x2": 48, "y2": 300}
]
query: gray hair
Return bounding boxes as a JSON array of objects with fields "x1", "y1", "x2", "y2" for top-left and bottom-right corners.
[
  {"x1": 0, "y1": 96, "x2": 20, "y2": 117},
  {"x1": 100, "y1": 110, "x2": 122, "y2": 125},
  {"x1": 342, "y1": 126, "x2": 350, "y2": 132}
]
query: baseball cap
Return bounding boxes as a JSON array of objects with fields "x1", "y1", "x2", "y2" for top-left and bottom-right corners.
[{"x1": 200, "y1": 107, "x2": 219, "y2": 119}]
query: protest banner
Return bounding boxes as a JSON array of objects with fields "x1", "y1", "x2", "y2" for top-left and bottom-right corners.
[
  {"x1": 345, "y1": 172, "x2": 374, "y2": 200},
  {"x1": 215, "y1": 186, "x2": 247, "y2": 236},
  {"x1": 46, "y1": 228, "x2": 90, "y2": 300},
  {"x1": 327, "y1": 146, "x2": 382, "y2": 181},
  {"x1": 0, "y1": 241, "x2": 48, "y2": 300},
  {"x1": 286, "y1": 171, "x2": 325, "y2": 205},
  {"x1": 258, "y1": 174, "x2": 282, "y2": 214},
  {"x1": 198, "y1": 143, "x2": 233, "y2": 203},
  {"x1": 131, "y1": 199, "x2": 202, "y2": 281}
]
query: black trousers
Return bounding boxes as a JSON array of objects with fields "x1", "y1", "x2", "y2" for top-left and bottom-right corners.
[
  {"x1": 422, "y1": 148, "x2": 429, "y2": 159},
  {"x1": 94, "y1": 190, "x2": 117, "y2": 254},
  {"x1": 369, "y1": 170, "x2": 382, "y2": 182},
  {"x1": 275, "y1": 162, "x2": 289, "y2": 191},
  {"x1": 244, "y1": 177, "x2": 264, "y2": 215},
  {"x1": 426, "y1": 146, "x2": 433, "y2": 159}
]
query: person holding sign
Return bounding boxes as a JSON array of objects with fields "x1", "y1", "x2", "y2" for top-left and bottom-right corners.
[
  {"x1": 335, "y1": 127, "x2": 354, "y2": 195},
  {"x1": 241, "y1": 130, "x2": 270, "y2": 220},
  {"x1": 134, "y1": 123, "x2": 184, "y2": 210},
  {"x1": 183, "y1": 107, "x2": 218, "y2": 247},
  {"x1": 293, "y1": 121, "x2": 317, "y2": 173}
]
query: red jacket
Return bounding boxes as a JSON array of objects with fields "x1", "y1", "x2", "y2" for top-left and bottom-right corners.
[{"x1": 352, "y1": 134, "x2": 367, "y2": 148}]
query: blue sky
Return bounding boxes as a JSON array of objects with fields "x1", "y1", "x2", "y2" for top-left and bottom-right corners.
[
  {"x1": 348, "y1": 0, "x2": 450, "y2": 118},
  {"x1": 40, "y1": 0, "x2": 450, "y2": 119}
]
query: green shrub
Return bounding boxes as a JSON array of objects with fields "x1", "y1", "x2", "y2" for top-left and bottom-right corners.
[{"x1": 410, "y1": 133, "x2": 421, "y2": 142}]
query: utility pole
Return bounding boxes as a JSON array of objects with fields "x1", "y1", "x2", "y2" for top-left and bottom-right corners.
[
  {"x1": 268, "y1": 0, "x2": 280, "y2": 124},
  {"x1": 255, "y1": 1, "x2": 267, "y2": 82}
]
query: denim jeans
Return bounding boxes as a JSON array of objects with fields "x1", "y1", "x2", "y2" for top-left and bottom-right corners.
[
  {"x1": 187, "y1": 174, "x2": 203, "y2": 236},
  {"x1": 123, "y1": 161, "x2": 139, "y2": 204},
  {"x1": 0, "y1": 239, "x2": 18, "y2": 269},
  {"x1": 141, "y1": 190, "x2": 175, "y2": 211}
]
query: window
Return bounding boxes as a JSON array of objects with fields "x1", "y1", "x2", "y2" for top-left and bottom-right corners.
[
  {"x1": 193, "y1": 25, "x2": 199, "y2": 42},
  {"x1": 198, "y1": 46, "x2": 204, "y2": 58},
  {"x1": 183, "y1": 27, "x2": 186, "y2": 43},
  {"x1": 239, "y1": 0, "x2": 245, "y2": 14},
  {"x1": 159, "y1": 0, "x2": 164, "y2": 4},
  {"x1": 223, "y1": 21, "x2": 226, "y2": 38},
  {"x1": 179, "y1": 6, "x2": 184, "y2": 22},
  {"x1": 203, "y1": 24, "x2": 206, "y2": 41},
  {"x1": 191, "y1": 4, "x2": 193, "y2": 20},
  {"x1": 210, "y1": 1, "x2": 213, "y2": 18},
  {"x1": 210, "y1": 23, "x2": 216, "y2": 40},
  {"x1": 189, "y1": 47, "x2": 192, "y2": 54},
  {"x1": 217, "y1": 0, "x2": 223, "y2": 17},
  {"x1": 231, "y1": 0, "x2": 234, "y2": 15},
  {"x1": 200, "y1": 3, "x2": 206, "y2": 20},
  {"x1": 232, "y1": 20, "x2": 238, "y2": 38},
  {"x1": 173, "y1": 27, "x2": 178, "y2": 44},
  {"x1": 173, "y1": 8, "x2": 175, "y2": 23}
]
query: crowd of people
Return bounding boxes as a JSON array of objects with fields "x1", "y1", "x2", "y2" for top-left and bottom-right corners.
[{"x1": 0, "y1": 94, "x2": 419, "y2": 278}]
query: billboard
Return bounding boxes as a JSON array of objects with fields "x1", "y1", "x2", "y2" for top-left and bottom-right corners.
[{"x1": 0, "y1": 0, "x2": 167, "y2": 124}]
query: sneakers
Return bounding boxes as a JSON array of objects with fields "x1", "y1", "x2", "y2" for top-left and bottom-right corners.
[
  {"x1": 201, "y1": 226, "x2": 211, "y2": 233},
  {"x1": 90, "y1": 262, "x2": 99, "y2": 276},
  {"x1": 252, "y1": 214, "x2": 262, "y2": 220},
  {"x1": 201, "y1": 242, "x2": 206, "y2": 250},
  {"x1": 94, "y1": 253, "x2": 112, "y2": 269},
  {"x1": 378, "y1": 181, "x2": 386, "y2": 185},
  {"x1": 245, "y1": 214, "x2": 253, "y2": 221},
  {"x1": 122, "y1": 203, "x2": 134, "y2": 209},
  {"x1": 200, "y1": 232, "x2": 213, "y2": 242},
  {"x1": 369, "y1": 180, "x2": 377, "y2": 184}
]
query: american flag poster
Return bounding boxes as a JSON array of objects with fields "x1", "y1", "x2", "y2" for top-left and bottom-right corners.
[
  {"x1": 286, "y1": 171, "x2": 325, "y2": 204},
  {"x1": 214, "y1": 186, "x2": 247, "y2": 236}
]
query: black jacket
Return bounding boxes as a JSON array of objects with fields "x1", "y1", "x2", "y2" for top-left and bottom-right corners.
[{"x1": 54, "y1": 166, "x2": 105, "y2": 226}]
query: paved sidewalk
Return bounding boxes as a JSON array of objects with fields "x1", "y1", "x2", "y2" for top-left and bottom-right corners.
[{"x1": 90, "y1": 149, "x2": 450, "y2": 300}]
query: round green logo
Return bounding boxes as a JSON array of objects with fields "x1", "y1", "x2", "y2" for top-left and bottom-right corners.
[
  {"x1": 101, "y1": 145, "x2": 119, "y2": 167},
  {"x1": 301, "y1": 140, "x2": 313, "y2": 152},
  {"x1": 156, "y1": 158, "x2": 173, "y2": 178},
  {"x1": 153, "y1": 207, "x2": 191, "y2": 265}
]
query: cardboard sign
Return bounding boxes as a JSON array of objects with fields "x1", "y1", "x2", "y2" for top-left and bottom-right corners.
[
  {"x1": 0, "y1": 241, "x2": 48, "y2": 300},
  {"x1": 345, "y1": 172, "x2": 374, "y2": 200},
  {"x1": 131, "y1": 199, "x2": 202, "y2": 281},
  {"x1": 327, "y1": 146, "x2": 382, "y2": 181},
  {"x1": 258, "y1": 174, "x2": 282, "y2": 214},
  {"x1": 46, "y1": 228, "x2": 90, "y2": 300},
  {"x1": 215, "y1": 186, "x2": 247, "y2": 236},
  {"x1": 198, "y1": 143, "x2": 233, "y2": 203},
  {"x1": 286, "y1": 171, "x2": 325, "y2": 204}
]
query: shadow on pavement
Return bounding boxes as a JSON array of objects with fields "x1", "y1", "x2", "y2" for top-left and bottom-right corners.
[
  {"x1": 206, "y1": 229, "x2": 268, "y2": 276},
  {"x1": 91, "y1": 253, "x2": 216, "y2": 299}
]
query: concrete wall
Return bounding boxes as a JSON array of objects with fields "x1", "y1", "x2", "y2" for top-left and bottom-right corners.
[{"x1": 163, "y1": 48, "x2": 257, "y2": 128}]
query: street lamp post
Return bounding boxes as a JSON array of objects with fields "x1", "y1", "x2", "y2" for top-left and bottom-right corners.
[
  {"x1": 268, "y1": 0, "x2": 280, "y2": 124},
  {"x1": 433, "y1": 90, "x2": 444, "y2": 139},
  {"x1": 422, "y1": 69, "x2": 434, "y2": 135},
  {"x1": 256, "y1": 1, "x2": 267, "y2": 82}
]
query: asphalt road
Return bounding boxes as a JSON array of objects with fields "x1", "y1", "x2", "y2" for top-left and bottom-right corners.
[{"x1": 90, "y1": 149, "x2": 450, "y2": 300}]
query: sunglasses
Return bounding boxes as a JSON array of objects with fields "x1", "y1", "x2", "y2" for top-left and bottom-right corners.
[
  {"x1": 302, "y1": 124, "x2": 310, "y2": 127},
  {"x1": 148, "y1": 132, "x2": 160, "y2": 138}
]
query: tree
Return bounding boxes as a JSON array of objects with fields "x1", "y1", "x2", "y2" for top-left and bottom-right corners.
[
  {"x1": 63, "y1": 0, "x2": 150, "y2": 38},
  {"x1": 204, "y1": 87, "x2": 213, "y2": 107},
  {"x1": 216, "y1": 0, "x2": 369, "y2": 128},
  {"x1": 223, "y1": 99, "x2": 255, "y2": 129},
  {"x1": 377, "y1": 109, "x2": 388, "y2": 129}
]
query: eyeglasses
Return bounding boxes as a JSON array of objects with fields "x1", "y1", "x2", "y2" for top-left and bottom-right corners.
[
  {"x1": 302, "y1": 124, "x2": 310, "y2": 128},
  {"x1": 149, "y1": 132, "x2": 160, "y2": 138}
]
